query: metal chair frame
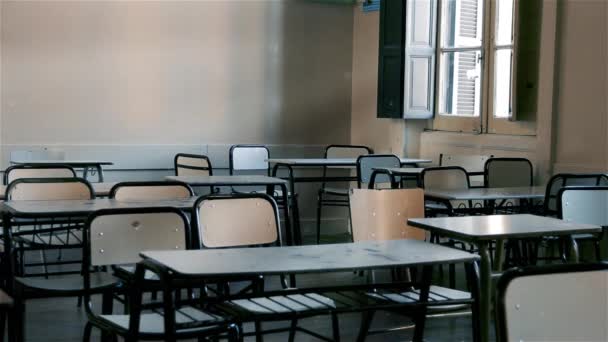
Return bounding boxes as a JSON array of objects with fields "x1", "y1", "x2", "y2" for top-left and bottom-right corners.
[
  {"x1": 229, "y1": 144, "x2": 302, "y2": 246},
  {"x1": 174, "y1": 153, "x2": 213, "y2": 176},
  {"x1": 4, "y1": 164, "x2": 76, "y2": 185},
  {"x1": 81, "y1": 207, "x2": 239, "y2": 342},
  {"x1": 315, "y1": 145, "x2": 373, "y2": 244},
  {"x1": 439, "y1": 154, "x2": 493, "y2": 188},
  {"x1": 556, "y1": 186, "x2": 608, "y2": 261},
  {"x1": 192, "y1": 193, "x2": 283, "y2": 250},
  {"x1": 543, "y1": 173, "x2": 608, "y2": 216},
  {"x1": 484, "y1": 157, "x2": 534, "y2": 188},
  {"x1": 496, "y1": 263, "x2": 608, "y2": 342},
  {"x1": 6, "y1": 177, "x2": 94, "y2": 278},
  {"x1": 109, "y1": 181, "x2": 194, "y2": 200},
  {"x1": 420, "y1": 166, "x2": 472, "y2": 216}
]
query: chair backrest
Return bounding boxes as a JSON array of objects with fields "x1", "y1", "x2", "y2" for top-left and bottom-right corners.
[
  {"x1": 4, "y1": 164, "x2": 76, "y2": 185},
  {"x1": 194, "y1": 194, "x2": 280, "y2": 248},
  {"x1": 229, "y1": 144, "x2": 270, "y2": 175},
  {"x1": 6, "y1": 178, "x2": 94, "y2": 201},
  {"x1": 326, "y1": 145, "x2": 373, "y2": 159},
  {"x1": 440, "y1": 154, "x2": 492, "y2": 186},
  {"x1": 420, "y1": 166, "x2": 470, "y2": 190},
  {"x1": 174, "y1": 153, "x2": 213, "y2": 176},
  {"x1": 496, "y1": 264, "x2": 608, "y2": 342},
  {"x1": 86, "y1": 207, "x2": 190, "y2": 267},
  {"x1": 484, "y1": 157, "x2": 533, "y2": 188},
  {"x1": 439, "y1": 154, "x2": 492, "y2": 172},
  {"x1": 356, "y1": 154, "x2": 401, "y2": 188},
  {"x1": 544, "y1": 173, "x2": 608, "y2": 215},
  {"x1": 349, "y1": 188, "x2": 426, "y2": 242},
  {"x1": 558, "y1": 186, "x2": 608, "y2": 226},
  {"x1": 109, "y1": 181, "x2": 193, "y2": 201}
]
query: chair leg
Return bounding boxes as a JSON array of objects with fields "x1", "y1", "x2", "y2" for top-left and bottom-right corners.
[
  {"x1": 9, "y1": 298, "x2": 25, "y2": 342},
  {"x1": 316, "y1": 193, "x2": 323, "y2": 245},
  {"x1": 227, "y1": 324, "x2": 241, "y2": 342},
  {"x1": 356, "y1": 311, "x2": 374, "y2": 342},
  {"x1": 0, "y1": 310, "x2": 6, "y2": 342},
  {"x1": 82, "y1": 322, "x2": 93, "y2": 342},
  {"x1": 254, "y1": 321, "x2": 263, "y2": 342},
  {"x1": 291, "y1": 196, "x2": 302, "y2": 245},
  {"x1": 331, "y1": 313, "x2": 340, "y2": 342},
  {"x1": 288, "y1": 319, "x2": 298, "y2": 342}
]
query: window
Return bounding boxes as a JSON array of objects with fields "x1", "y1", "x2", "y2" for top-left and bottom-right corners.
[
  {"x1": 433, "y1": 0, "x2": 529, "y2": 133},
  {"x1": 377, "y1": 0, "x2": 540, "y2": 136}
]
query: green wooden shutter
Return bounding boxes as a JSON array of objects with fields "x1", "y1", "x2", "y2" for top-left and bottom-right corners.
[
  {"x1": 512, "y1": 0, "x2": 543, "y2": 121},
  {"x1": 377, "y1": 0, "x2": 406, "y2": 118}
]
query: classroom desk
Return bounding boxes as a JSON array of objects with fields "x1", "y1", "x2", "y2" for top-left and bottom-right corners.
[
  {"x1": 10, "y1": 160, "x2": 114, "y2": 182},
  {"x1": 267, "y1": 158, "x2": 431, "y2": 239},
  {"x1": 408, "y1": 214, "x2": 602, "y2": 342},
  {"x1": 424, "y1": 186, "x2": 546, "y2": 214},
  {"x1": 166, "y1": 175, "x2": 295, "y2": 245},
  {"x1": 1, "y1": 197, "x2": 196, "y2": 282},
  {"x1": 140, "y1": 239, "x2": 480, "y2": 341},
  {"x1": 369, "y1": 167, "x2": 486, "y2": 188},
  {"x1": 369, "y1": 167, "x2": 425, "y2": 188},
  {"x1": 0, "y1": 182, "x2": 117, "y2": 200},
  {"x1": 424, "y1": 186, "x2": 546, "y2": 202}
]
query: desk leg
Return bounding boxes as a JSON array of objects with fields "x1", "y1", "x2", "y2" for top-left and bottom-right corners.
[
  {"x1": 568, "y1": 236, "x2": 580, "y2": 263},
  {"x1": 412, "y1": 265, "x2": 432, "y2": 341},
  {"x1": 478, "y1": 241, "x2": 492, "y2": 342},
  {"x1": 494, "y1": 239, "x2": 505, "y2": 272},
  {"x1": 279, "y1": 183, "x2": 296, "y2": 287},
  {"x1": 83, "y1": 167, "x2": 89, "y2": 180},
  {"x1": 96, "y1": 165, "x2": 105, "y2": 183}
]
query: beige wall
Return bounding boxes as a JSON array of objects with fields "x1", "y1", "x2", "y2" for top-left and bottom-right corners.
[
  {"x1": 1, "y1": 0, "x2": 353, "y2": 146},
  {"x1": 552, "y1": 0, "x2": 608, "y2": 173}
]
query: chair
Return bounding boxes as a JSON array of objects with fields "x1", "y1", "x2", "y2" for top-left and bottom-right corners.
[
  {"x1": 82, "y1": 207, "x2": 239, "y2": 342},
  {"x1": 356, "y1": 154, "x2": 402, "y2": 189},
  {"x1": 484, "y1": 157, "x2": 533, "y2": 188},
  {"x1": 349, "y1": 188, "x2": 475, "y2": 340},
  {"x1": 496, "y1": 263, "x2": 608, "y2": 342},
  {"x1": 192, "y1": 193, "x2": 282, "y2": 340},
  {"x1": 193, "y1": 193, "x2": 281, "y2": 249},
  {"x1": 557, "y1": 186, "x2": 608, "y2": 261},
  {"x1": 315, "y1": 145, "x2": 372, "y2": 244},
  {"x1": 109, "y1": 181, "x2": 194, "y2": 201},
  {"x1": 0, "y1": 289, "x2": 15, "y2": 342},
  {"x1": 228, "y1": 144, "x2": 300, "y2": 242},
  {"x1": 543, "y1": 173, "x2": 608, "y2": 216},
  {"x1": 174, "y1": 153, "x2": 213, "y2": 176},
  {"x1": 6, "y1": 179, "x2": 115, "y2": 341},
  {"x1": 4, "y1": 164, "x2": 76, "y2": 185},
  {"x1": 315, "y1": 154, "x2": 400, "y2": 244},
  {"x1": 228, "y1": 144, "x2": 270, "y2": 176},
  {"x1": 6, "y1": 178, "x2": 94, "y2": 277},
  {"x1": 439, "y1": 154, "x2": 492, "y2": 187},
  {"x1": 420, "y1": 166, "x2": 471, "y2": 216}
]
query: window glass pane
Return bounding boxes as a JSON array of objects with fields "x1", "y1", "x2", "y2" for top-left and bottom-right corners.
[
  {"x1": 495, "y1": 0, "x2": 514, "y2": 45},
  {"x1": 439, "y1": 50, "x2": 482, "y2": 117},
  {"x1": 441, "y1": 0, "x2": 484, "y2": 48},
  {"x1": 494, "y1": 48, "x2": 512, "y2": 118}
]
